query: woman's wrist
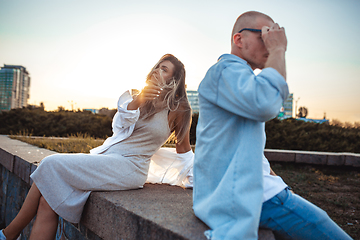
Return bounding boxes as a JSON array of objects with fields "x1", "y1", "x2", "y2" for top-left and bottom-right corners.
[{"x1": 127, "y1": 97, "x2": 140, "y2": 110}]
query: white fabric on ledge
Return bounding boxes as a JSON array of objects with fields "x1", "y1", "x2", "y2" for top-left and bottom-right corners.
[{"x1": 147, "y1": 147, "x2": 194, "y2": 188}]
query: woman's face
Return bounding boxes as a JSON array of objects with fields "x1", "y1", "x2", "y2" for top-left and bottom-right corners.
[{"x1": 149, "y1": 60, "x2": 175, "y2": 85}]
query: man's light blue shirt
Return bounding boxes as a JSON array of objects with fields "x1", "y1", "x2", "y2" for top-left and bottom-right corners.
[{"x1": 193, "y1": 54, "x2": 289, "y2": 240}]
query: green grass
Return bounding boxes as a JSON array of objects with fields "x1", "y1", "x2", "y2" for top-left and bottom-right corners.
[
  {"x1": 9, "y1": 134, "x2": 360, "y2": 239},
  {"x1": 10, "y1": 132, "x2": 104, "y2": 153}
]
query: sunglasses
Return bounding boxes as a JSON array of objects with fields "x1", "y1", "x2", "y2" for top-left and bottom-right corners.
[{"x1": 238, "y1": 28, "x2": 262, "y2": 33}]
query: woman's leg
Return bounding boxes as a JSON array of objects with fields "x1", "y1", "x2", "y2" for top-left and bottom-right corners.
[
  {"x1": 29, "y1": 196, "x2": 58, "y2": 240},
  {"x1": 3, "y1": 183, "x2": 42, "y2": 239}
]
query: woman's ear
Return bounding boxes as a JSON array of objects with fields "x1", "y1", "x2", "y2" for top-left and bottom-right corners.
[{"x1": 233, "y1": 33, "x2": 243, "y2": 48}]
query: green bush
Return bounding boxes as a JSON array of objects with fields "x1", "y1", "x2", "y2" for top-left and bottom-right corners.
[
  {"x1": 0, "y1": 107, "x2": 112, "y2": 139},
  {"x1": 265, "y1": 118, "x2": 360, "y2": 153},
  {"x1": 2, "y1": 108, "x2": 359, "y2": 153}
]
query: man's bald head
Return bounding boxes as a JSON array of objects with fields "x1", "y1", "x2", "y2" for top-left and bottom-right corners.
[
  {"x1": 230, "y1": 11, "x2": 277, "y2": 69},
  {"x1": 231, "y1": 11, "x2": 274, "y2": 41}
]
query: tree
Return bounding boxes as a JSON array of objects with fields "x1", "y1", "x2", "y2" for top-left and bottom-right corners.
[
  {"x1": 330, "y1": 119, "x2": 343, "y2": 127},
  {"x1": 297, "y1": 106, "x2": 308, "y2": 118},
  {"x1": 39, "y1": 102, "x2": 45, "y2": 111}
]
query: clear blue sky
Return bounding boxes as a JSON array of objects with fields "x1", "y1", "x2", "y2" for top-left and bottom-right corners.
[{"x1": 1, "y1": 0, "x2": 359, "y2": 123}]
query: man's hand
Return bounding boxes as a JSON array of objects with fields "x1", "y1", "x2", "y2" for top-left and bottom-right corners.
[
  {"x1": 262, "y1": 23, "x2": 287, "y2": 80},
  {"x1": 262, "y1": 23, "x2": 287, "y2": 53},
  {"x1": 127, "y1": 83, "x2": 163, "y2": 110}
]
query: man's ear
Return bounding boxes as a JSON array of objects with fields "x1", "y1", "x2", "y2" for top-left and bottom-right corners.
[{"x1": 233, "y1": 33, "x2": 243, "y2": 48}]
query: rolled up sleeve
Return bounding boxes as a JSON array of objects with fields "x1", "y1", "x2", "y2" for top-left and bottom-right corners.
[
  {"x1": 216, "y1": 66, "x2": 289, "y2": 122},
  {"x1": 112, "y1": 91, "x2": 140, "y2": 134}
]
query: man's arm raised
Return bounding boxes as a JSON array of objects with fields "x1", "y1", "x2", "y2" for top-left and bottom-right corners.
[{"x1": 262, "y1": 23, "x2": 287, "y2": 80}]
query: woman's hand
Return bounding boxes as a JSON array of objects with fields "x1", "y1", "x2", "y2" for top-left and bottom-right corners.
[{"x1": 127, "y1": 83, "x2": 163, "y2": 110}]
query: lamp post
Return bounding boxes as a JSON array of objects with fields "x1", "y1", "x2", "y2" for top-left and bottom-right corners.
[
  {"x1": 295, "y1": 97, "x2": 300, "y2": 118},
  {"x1": 68, "y1": 100, "x2": 76, "y2": 112}
]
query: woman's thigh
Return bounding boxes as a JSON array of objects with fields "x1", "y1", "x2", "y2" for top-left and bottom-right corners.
[
  {"x1": 259, "y1": 188, "x2": 353, "y2": 240},
  {"x1": 35, "y1": 153, "x2": 146, "y2": 191}
]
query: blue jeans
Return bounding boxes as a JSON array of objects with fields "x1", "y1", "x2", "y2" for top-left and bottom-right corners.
[{"x1": 259, "y1": 188, "x2": 353, "y2": 240}]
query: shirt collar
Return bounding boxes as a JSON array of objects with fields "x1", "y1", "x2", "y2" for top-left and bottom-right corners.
[{"x1": 218, "y1": 54, "x2": 252, "y2": 69}]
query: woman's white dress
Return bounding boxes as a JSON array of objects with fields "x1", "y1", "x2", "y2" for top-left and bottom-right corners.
[{"x1": 30, "y1": 93, "x2": 193, "y2": 223}]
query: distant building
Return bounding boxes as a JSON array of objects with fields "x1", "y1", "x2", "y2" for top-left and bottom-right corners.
[
  {"x1": 186, "y1": 90, "x2": 199, "y2": 113},
  {"x1": 0, "y1": 64, "x2": 31, "y2": 111},
  {"x1": 278, "y1": 93, "x2": 293, "y2": 119}
]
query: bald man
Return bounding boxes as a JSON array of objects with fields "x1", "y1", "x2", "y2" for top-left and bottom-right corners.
[{"x1": 193, "y1": 11, "x2": 352, "y2": 240}]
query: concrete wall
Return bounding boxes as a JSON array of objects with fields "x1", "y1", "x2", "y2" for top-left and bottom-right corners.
[{"x1": 0, "y1": 135, "x2": 91, "y2": 239}]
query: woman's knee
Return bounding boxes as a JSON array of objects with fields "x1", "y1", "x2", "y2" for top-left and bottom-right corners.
[
  {"x1": 38, "y1": 154, "x2": 61, "y2": 170},
  {"x1": 37, "y1": 197, "x2": 56, "y2": 217}
]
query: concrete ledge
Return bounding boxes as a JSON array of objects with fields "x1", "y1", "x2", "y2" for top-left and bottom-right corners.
[
  {"x1": 264, "y1": 149, "x2": 360, "y2": 166},
  {"x1": 0, "y1": 148, "x2": 13, "y2": 172},
  {"x1": 0, "y1": 135, "x2": 275, "y2": 239},
  {"x1": 327, "y1": 153, "x2": 346, "y2": 166},
  {"x1": 263, "y1": 149, "x2": 296, "y2": 162},
  {"x1": 344, "y1": 153, "x2": 360, "y2": 167},
  {"x1": 295, "y1": 151, "x2": 328, "y2": 165},
  {"x1": 81, "y1": 185, "x2": 208, "y2": 240}
]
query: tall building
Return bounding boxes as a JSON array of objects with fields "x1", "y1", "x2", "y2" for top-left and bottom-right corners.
[
  {"x1": 278, "y1": 93, "x2": 293, "y2": 119},
  {"x1": 186, "y1": 90, "x2": 199, "y2": 113},
  {"x1": 0, "y1": 65, "x2": 30, "y2": 111}
]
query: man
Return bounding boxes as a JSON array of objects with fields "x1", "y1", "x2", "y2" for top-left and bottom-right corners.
[{"x1": 193, "y1": 11, "x2": 352, "y2": 240}]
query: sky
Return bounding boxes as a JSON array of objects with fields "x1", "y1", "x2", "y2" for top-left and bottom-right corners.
[{"x1": 1, "y1": 0, "x2": 359, "y2": 123}]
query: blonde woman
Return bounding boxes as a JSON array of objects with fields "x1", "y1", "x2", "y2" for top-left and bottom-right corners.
[{"x1": 1, "y1": 54, "x2": 193, "y2": 240}]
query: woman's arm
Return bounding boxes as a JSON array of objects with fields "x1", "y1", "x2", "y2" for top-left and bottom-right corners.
[
  {"x1": 270, "y1": 167, "x2": 277, "y2": 176},
  {"x1": 175, "y1": 129, "x2": 192, "y2": 153},
  {"x1": 111, "y1": 91, "x2": 140, "y2": 134},
  {"x1": 173, "y1": 109, "x2": 192, "y2": 154}
]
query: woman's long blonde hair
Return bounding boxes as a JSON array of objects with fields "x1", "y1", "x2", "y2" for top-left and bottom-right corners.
[{"x1": 139, "y1": 54, "x2": 191, "y2": 143}]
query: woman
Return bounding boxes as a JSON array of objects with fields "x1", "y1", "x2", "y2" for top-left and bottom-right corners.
[{"x1": 1, "y1": 54, "x2": 193, "y2": 240}]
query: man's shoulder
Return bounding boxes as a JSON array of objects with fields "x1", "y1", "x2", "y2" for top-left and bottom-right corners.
[
  {"x1": 198, "y1": 54, "x2": 249, "y2": 96},
  {"x1": 205, "y1": 54, "x2": 247, "y2": 76},
  {"x1": 218, "y1": 54, "x2": 247, "y2": 65},
  {"x1": 209, "y1": 54, "x2": 249, "y2": 76}
]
